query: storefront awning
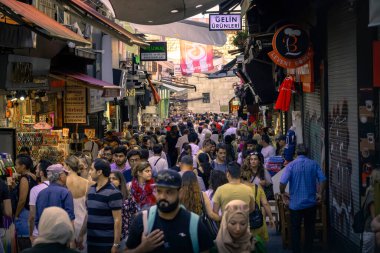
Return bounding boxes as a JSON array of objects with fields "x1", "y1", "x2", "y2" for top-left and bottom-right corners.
[
  {"x1": 107, "y1": 0, "x2": 225, "y2": 25},
  {"x1": 130, "y1": 20, "x2": 227, "y2": 46},
  {"x1": 50, "y1": 71, "x2": 122, "y2": 97},
  {"x1": 0, "y1": 0, "x2": 90, "y2": 46},
  {"x1": 64, "y1": 0, "x2": 149, "y2": 47},
  {"x1": 155, "y1": 82, "x2": 188, "y2": 92}
]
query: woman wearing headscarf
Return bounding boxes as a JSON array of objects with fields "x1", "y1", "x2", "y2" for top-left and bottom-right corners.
[
  {"x1": 213, "y1": 200, "x2": 255, "y2": 253},
  {"x1": 21, "y1": 206, "x2": 78, "y2": 253}
]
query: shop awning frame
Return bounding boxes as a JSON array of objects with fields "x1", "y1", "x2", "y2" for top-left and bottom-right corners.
[
  {"x1": 62, "y1": 0, "x2": 149, "y2": 47},
  {"x1": 153, "y1": 81, "x2": 187, "y2": 93},
  {"x1": 50, "y1": 71, "x2": 122, "y2": 97},
  {"x1": 0, "y1": 0, "x2": 91, "y2": 46}
]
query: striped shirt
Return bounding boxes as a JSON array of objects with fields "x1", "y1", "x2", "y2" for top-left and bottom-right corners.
[{"x1": 87, "y1": 181, "x2": 123, "y2": 253}]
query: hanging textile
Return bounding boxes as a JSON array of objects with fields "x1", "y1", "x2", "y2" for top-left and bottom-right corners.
[{"x1": 274, "y1": 76, "x2": 295, "y2": 112}]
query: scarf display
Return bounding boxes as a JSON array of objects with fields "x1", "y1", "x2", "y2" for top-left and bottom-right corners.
[
  {"x1": 215, "y1": 200, "x2": 253, "y2": 253},
  {"x1": 130, "y1": 178, "x2": 156, "y2": 210}
]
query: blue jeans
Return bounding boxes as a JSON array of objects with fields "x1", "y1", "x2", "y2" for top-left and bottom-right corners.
[{"x1": 15, "y1": 208, "x2": 29, "y2": 237}]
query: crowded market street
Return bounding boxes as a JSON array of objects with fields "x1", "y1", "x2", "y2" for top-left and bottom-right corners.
[{"x1": 0, "y1": 0, "x2": 380, "y2": 253}]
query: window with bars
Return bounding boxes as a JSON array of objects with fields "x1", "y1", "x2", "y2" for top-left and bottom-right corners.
[
  {"x1": 202, "y1": 93, "x2": 210, "y2": 103},
  {"x1": 36, "y1": 0, "x2": 56, "y2": 19}
]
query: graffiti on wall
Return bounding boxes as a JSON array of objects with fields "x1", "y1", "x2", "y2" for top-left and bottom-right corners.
[
  {"x1": 304, "y1": 102, "x2": 322, "y2": 167},
  {"x1": 328, "y1": 100, "x2": 354, "y2": 237}
]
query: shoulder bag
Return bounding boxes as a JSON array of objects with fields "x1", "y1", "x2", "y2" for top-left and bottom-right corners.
[
  {"x1": 249, "y1": 185, "x2": 264, "y2": 229},
  {"x1": 200, "y1": 193, "x2": 219, "y2": 239}
]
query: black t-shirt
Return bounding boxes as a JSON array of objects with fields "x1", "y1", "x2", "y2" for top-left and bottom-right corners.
[
  {"x1": 127, "y1": 208, "x2": 213, "y2": 253},
  {"x1": 166, "y1": 133, "x2": 179, "y2": 152},
  {"x1": 0, "y1": 179, "x2": 10, "y2": 227}
]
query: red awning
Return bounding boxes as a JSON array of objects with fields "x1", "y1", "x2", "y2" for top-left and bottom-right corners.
[
  {"x1": 66, "y1": 0, "x2": 149, "y2": 47},
  {"x1": 51, "y1": 71, "x2": 121, "y2": 91},
  {"x1": 0, "y1": 0, "x2": 90, "y2": 46}
]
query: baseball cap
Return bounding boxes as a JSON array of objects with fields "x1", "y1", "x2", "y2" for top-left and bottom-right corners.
[
  {"x1": 47, "y1": 164, "x2": 69, "y2": 173},
  {"x1": 154, "y1": 170, "x2": 182, "y2": 189}
]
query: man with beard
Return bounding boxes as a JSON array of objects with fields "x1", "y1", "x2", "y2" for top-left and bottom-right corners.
[
  {"x1": 28, "y1": 160, "x2": 52, "y2": 242},
  {"x1": 78, "y1": 159, "x2": 122, "y2": 253},
  {"x1": 126, "y1": 170, "x2": 213, "y2": 253},
  {"x1": 111, "y1": 146, "x2": 133, "y2": 183},
  {"x1": 102, "y1": 146, "x2": 114, "y2": 163}
]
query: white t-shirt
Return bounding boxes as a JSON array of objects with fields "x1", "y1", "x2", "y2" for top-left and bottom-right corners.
[
  {"x1": 84, "y1": 141, "x2": 99, "y2": 160},
  {"x1": 261, "y1": 145, "x2": 276, "y2": 163},
  {"x1": 189, "y1": 143, "x2": 200, "y2": 156},
  {"x1": 175, "y1": 135, "x2": 189, "y2": 151},
  {"x1": 224, "y1": 127, "x2": 237, "y2": 138},
  {"x1": 148, "y1": 156, "x2": 169, "y2": 174},
  {"x1": 29, "y1": 181, "x2": 50, "y2": 236}
]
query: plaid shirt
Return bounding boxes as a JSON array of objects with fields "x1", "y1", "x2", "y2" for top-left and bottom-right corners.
[{"x1": 280, "y1": 155, "x2": 326, "y2": 210}]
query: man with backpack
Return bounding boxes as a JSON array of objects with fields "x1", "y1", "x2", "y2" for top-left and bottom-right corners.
[
  {"x1": 126, "y1": 169, "x2": 214, "y2": 253},
  {"x1": 148, "y1": 144, "x2": 169, "y2": 176}
]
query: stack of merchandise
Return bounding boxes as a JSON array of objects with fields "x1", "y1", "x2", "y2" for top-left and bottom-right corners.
[
  {"x1": 265, "y1": 156, "x2": 284, "y2": 176},
  {"x1": 0, "y1": 153, "x2": 17, "y2": 184}
]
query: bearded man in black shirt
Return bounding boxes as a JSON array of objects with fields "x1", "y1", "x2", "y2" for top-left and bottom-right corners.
[{"x1": 126, "y1": 170, "x2": 213, "y2": 253}]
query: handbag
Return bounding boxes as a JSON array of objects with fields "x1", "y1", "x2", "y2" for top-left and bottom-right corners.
[
  {"x1": 200, "y1": 193, "x2": 219, "y2": 239},
  {"x1": 263, "y1": 184, "x2": 274, "y2": 201},
  {"x1": 352, "y1": 193, "x2": 369, "y2": 233},
  {"x1": 250, "y1": 185, "x2": 264, "y2": 229}
]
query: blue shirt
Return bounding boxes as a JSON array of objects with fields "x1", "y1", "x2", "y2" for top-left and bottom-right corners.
[
  {"x1": 35, "y1": 183, "x2": 75, "y2": 229},
  {"x1": 280, "y1": 155, "x2": 326, "y2": 210}
]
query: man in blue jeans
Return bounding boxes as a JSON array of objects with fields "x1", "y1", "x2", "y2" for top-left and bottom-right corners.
[{"x1": 280, "y1": 144, "x2": 326, "y2": 253}]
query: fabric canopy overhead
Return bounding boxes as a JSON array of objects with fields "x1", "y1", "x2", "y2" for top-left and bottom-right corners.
[
  {"x1": 51, "y1": 71, "x2": 121, "y2": 90},
  {"x1": 131, "y1": 20, "x2": 227, "y2": 46},
  {"x1": 369, "y1": 0, "x2": 380, "y2": 27},
  {"x1": 107, "y1": 0, "x2": 226, "y2": 25},
  {"x1": 0, "y1": 0, "x2": 90, "y2": 46}
]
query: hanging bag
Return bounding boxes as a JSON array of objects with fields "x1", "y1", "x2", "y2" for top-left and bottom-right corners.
[
  {"x1": 200, "y1": 193, "x2": 219, "y2": 240},
  {"x1": 249, "y1": 185, "x2": 264, "y2": 229}
]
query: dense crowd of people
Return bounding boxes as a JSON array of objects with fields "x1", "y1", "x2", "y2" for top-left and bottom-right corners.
[{"x1": 1, "y1": 112, "x2": 379, "y2": 253}]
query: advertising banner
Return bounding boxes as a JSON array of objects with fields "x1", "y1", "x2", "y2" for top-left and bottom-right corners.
[{"x1": 180, "y1": 41, "x2": 214, "y2": 75}]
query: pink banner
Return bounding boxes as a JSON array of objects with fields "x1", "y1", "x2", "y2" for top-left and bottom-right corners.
[{"x1": 180, "y1": 41, "x2": 214, "y2": 75}]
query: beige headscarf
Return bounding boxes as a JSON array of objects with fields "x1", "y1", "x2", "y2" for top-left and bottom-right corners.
[
  {"x1": 34, "y1": 206, "x2": 74, "y2": 246},
  {"x1": 215, "y1": 200, "x2": 253, "y2": 253}
]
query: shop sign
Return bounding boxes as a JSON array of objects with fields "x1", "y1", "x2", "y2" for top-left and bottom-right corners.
[
  {"x1": 64, "y1": 84, "x2": 87, "y2": 124},
  {"x1": 209, "y1": 14, "x2": 242, "y2": 31},
  {"x1": 268, "y1": 25, "x2": 312, "y2": 69},
  {"x1": 140, "y1": 42, "x2": 167, "y2": 61},
  {"x1": 103, "y1": 89, "x2": 121, "y2": 98},
  {"x1": 84, "y1": 129, "x2": 96, "y2": 139},
  {"x1": 42, "y1": 134, "x2": 58, "y2": 146},
  {"x1": 21, "y1": 115, "x2": 36, "y2": 125},
  {"x1": 0, "y1": 55, "x2": 50, "y2": 90},
  {"x1": 88, "y1": 89, "x2": 105, "y2": 114},
  {"x1": 126, "y1": 88, "x2": 136, "y2": 97},
  {"x1": 62, "y1": 128, "x2": 70, "y2": 137}
]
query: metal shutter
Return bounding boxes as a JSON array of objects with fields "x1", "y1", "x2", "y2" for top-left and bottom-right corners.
[
  {"x1": 303, "y1": 84, "x2": 322, "y2": 166},
  {"x1": 327, "y1": 2, "x2": 360, "y2": 247}
]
